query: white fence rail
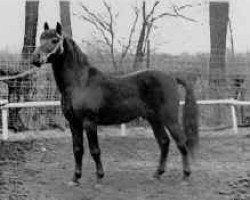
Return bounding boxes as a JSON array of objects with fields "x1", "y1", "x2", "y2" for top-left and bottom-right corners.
[{"x1": 0, "y1": 98, "x2": 249, "y2": 140}]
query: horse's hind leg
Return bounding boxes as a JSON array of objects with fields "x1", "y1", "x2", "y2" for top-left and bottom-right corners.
[
  {"x1": 166, "y1": 122, "x2": 191, "y2": 179},
  {"x1": 69, "y1": 122, "x2": 84, "y2": 186},
  {"x1": 148, "y1": 119, "x2": 170, "y2": 179},
  {"x1": 86, "y1": 123, "x2": 104, "y2": 183}
]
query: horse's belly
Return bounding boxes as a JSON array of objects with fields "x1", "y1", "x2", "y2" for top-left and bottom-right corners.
[{"x1": 97, "y1": 101, "x2": 146, "y2": 125}]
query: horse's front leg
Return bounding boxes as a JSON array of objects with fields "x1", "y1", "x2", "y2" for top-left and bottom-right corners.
[
  {"x1": 68, "y1": 122, "x2": 84, "y2": 186},
  {"x1": 85, "y1": 122, "x2": 104, "y2": 183}
]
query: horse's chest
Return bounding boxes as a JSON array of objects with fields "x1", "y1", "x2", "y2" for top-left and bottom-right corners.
[
  {"x1": 61, "y1": 90, "x2": 102, "y2": 124},
  {"x1": 72, "y1": 88, "x2": 103, "y2": 111}
]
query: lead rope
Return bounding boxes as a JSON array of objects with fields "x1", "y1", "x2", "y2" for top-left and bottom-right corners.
[
  {"x1": 0, "y1": 35, "x2": 64, "y2": 82},
  {"x1": 0, "y1": 68, "x2": 40, "y2": 81}
]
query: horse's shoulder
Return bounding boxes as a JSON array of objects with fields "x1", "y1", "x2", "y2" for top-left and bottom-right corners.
[
  {"x1": 86, "y1": 66, "x2": 106, "y2": 86},
  {"x1": 71, "y1": 86, "x2": 103, "y2": 113}
]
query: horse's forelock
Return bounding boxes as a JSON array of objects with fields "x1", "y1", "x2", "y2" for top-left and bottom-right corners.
[{"x1": 40, "y1": 30, "x2": 58, "y2": 40}]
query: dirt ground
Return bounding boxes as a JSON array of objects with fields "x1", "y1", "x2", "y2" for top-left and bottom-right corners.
[{"x1": 0, "y1": 127, "x2": 250, "y2": 200}]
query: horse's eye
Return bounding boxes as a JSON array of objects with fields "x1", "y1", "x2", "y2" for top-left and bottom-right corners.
[{"x1": 52, "y1": 39, "x2": 59, "y2": 44}]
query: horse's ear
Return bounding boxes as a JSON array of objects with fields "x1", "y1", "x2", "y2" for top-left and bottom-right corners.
[
  {"x1": 44, "y1": 22, "x2": 49, "y2": 31},
  {"x1": 56, "y1": 22, "x2": 62, "y2": 35}
]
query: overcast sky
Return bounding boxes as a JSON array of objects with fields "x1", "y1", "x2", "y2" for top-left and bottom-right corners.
[{"x1": 0, "y1": 0, "x2": 249, "y2": 55}]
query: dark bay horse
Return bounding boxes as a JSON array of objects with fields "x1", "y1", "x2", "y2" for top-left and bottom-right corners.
[{"x1": 31, "y1": 22, "x2": 199, "y2": 186}]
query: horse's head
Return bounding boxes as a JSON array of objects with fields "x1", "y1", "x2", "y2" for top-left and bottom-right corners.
[{"x1": 31, "y1": 22, "x2": 64, "y2": 67}]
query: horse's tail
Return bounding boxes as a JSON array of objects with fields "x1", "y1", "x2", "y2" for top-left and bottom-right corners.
[{"x1": 176, "y1": 78, "x2": 199, "y2": 157}]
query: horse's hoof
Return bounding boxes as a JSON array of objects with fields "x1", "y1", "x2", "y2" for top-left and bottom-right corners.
[
  {"x1": 97, "y1": 177, "x2": 104, "y2": 184},
  {"x1": 183, "y1": 170, "x2": 191, "y2": 180},
  {"x1": 67, "y1": 180, "x2": 80, "y2": 187},
  {"x1": 183, "y1": 175, "x2": 190, "y2": 181},
  {"x1": 153, "y1": 172, "x2": 161, "y2": 180},
  {"x1": 153, "y1": 169, "x2": 165, "y2": 180},
  {"x1": 97, "y1": 172, "x2": 104, "y2": 179}
]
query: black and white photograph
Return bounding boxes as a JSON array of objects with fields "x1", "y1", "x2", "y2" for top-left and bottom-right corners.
[{"x1": 0, "y1": 0, "x2": 249, "y2": 199}]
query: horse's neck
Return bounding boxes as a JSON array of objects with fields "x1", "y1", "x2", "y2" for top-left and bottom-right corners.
[{"x1": 51, "y1": 38, "x2": 90, "y2": 95}]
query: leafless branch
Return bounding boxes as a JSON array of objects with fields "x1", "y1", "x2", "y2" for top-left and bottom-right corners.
[
  {"x1": 152, "y1": 10, "x2": 197, "y2": 22},
  {"x1": 145, "y1": 1, "x2": 160, "y2": 21},
  {"x1": 103, "y1": 0, "x2": 114, "y2": 42},
  {"x1": 143, "y1": 22, "x2": 153, "y2": 53},
  {"x1": 172, "y1": 5, "x2": 198, "y2": 22},
  {"x1": 102, "y1": 0, "x2": 117, "y2": 68},
  {"x1": 150, "y1": 2, "x2": 200, "y2": 22},
  {"x1": 142, "y1": 1, "x2": 146, "y2": 21},
  {"x1": 80, "y1": 4, "x2": 110, "y2": 31},
  {"x1": 80, "y1": 15, "x2": 111, "y2": 46},
  {"x1": 79, "y1": 1, "x2": 119, "y2": 52},
  {"x1": 177, "y1": 3, "x2": 202, "y2": 11},
  {"x1": 151, "y1": 12, "x2": 176, "y2": 21},
  {"x1": 120, "y1": 6, "x2": 139, "y2": 61}
]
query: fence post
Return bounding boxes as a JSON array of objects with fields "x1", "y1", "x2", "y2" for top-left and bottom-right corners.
[
  {"x1": 230, "y1": 103, "x2": 238, "y2": 134},
  {"x1": 2, "y1": 108, "x2": 8, "y2": 140},
  {"x1": 121, "y1": 124, "x2": 126, "y2": 136}
]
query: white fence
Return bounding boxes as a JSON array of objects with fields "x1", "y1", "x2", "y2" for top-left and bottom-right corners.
[{"x1": 0, "y1": 98, "x2": 250, "y2": 140}]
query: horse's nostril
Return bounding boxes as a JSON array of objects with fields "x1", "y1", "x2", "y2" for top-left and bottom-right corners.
[{"x1": 30, "y1": 55, "x2": 41, "y2": 67}]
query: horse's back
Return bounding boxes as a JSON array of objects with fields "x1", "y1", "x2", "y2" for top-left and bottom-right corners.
[
  {"x1": 120, "y1": 70, "x2": 177, "y2": 89},
  {"x1": 119, "y1": 70, "x2": 180, "y2": 114},
  {"x1": 122, "y1": 70, "x2": 179, "y2": 101}
]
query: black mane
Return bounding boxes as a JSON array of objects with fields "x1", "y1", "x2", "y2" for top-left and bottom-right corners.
[{"x1": 63, "y1": 36, "x2": 90, "y2": 66}]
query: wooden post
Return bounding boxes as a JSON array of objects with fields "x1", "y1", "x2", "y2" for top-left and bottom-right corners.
[
  {"x1": 2, "y1": 108, "x2": 9, "y2": 140},
  {"x1": 209, "y1": 1, "x2": 229, "y2": 126},
  {"x1": 121, "y1": 124, "x2": 126, "y2": 136},
  {"x1": 209, "y1": 2, "x2": 229, "y2": 82},
  {"x1": 59, "y1": 0, "x2": 72, "y2": 37},
  {"x1": 230, "y1": 104, "x2": 238, "y2": 134}
]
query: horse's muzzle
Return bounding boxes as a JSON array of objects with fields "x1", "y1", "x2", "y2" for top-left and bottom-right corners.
[{"x1": 30, "y1": 54, "x2": 42, "y2": 67}]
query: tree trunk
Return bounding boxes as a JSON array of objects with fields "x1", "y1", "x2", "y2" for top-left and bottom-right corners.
[
  {"x1": 146, "y1": 40, "x2": 150, "y2": 69},
  {"x1": 133, "y1": 21, "x2": 146, "y2": 70},
  {"x1": 8, "y1": 0, "x2": 39, "y2": 131},
  {"x1": 209, "y1": 2, "x2": 229, "y2": 126}
]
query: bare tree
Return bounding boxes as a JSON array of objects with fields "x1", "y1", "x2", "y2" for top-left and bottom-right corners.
[
  {"x1": 78, "y1": 0, "x2": 199, "y2": 70},
  {"x1": 79, "y1": 0, "x2": 139, "y2": 70},
  {"x1": 133, "y1": 0, "x2": 198, "y2": 69}
]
